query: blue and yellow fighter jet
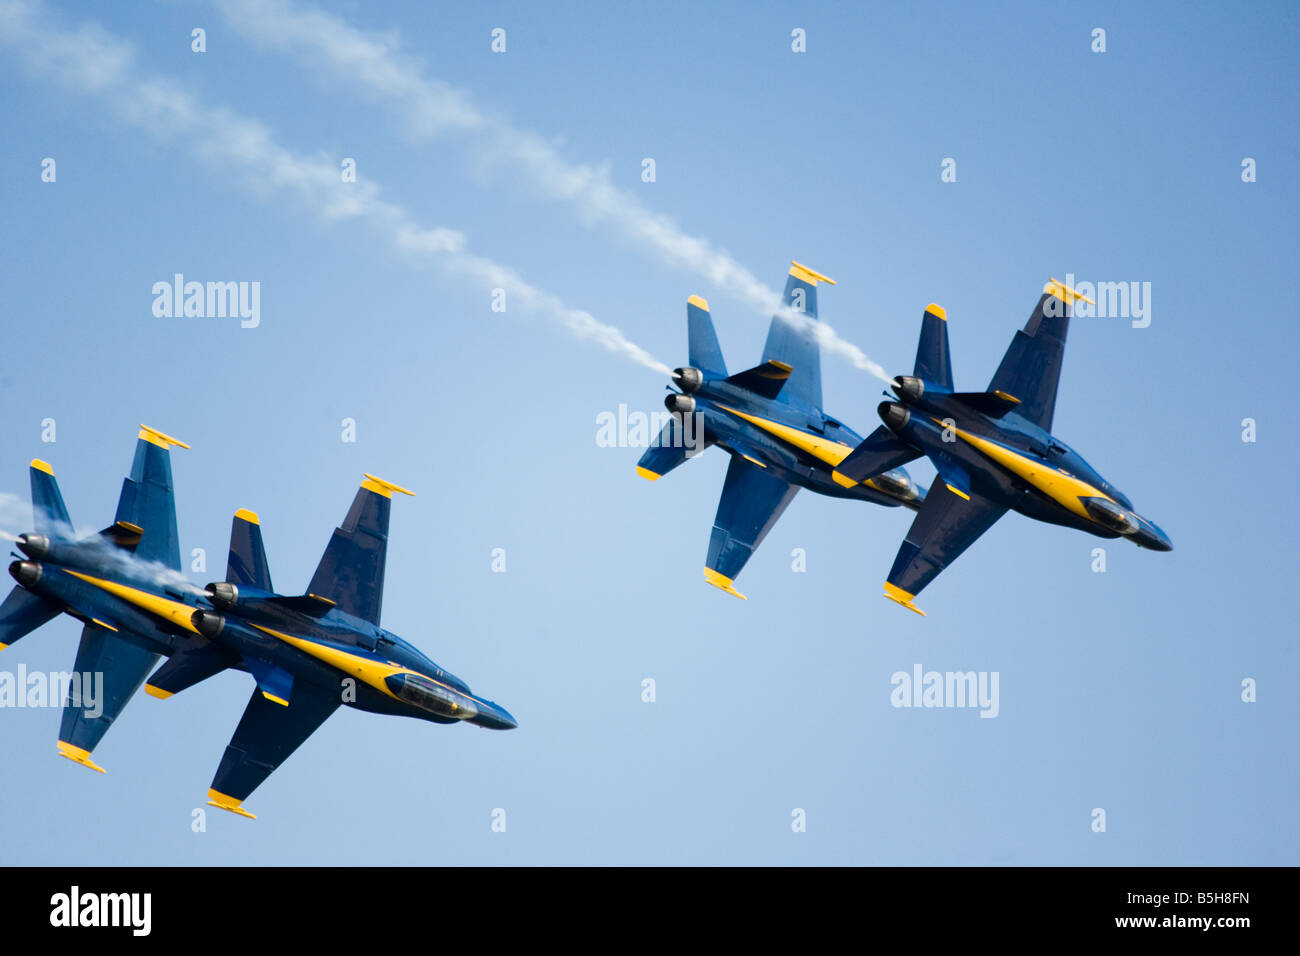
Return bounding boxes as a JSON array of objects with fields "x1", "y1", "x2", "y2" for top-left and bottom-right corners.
[
  {"x1": 1, "y1": 427, "x2": 516, "y2": 818},
  {"x1": 834, "y1": 279, "x2": 1173, "y2": 616},
  {"x1": 637, "y1": 262, "x2": 925, "y2": 599}
]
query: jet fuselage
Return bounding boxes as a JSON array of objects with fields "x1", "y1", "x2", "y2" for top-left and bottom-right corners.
[
  {"x1": 879, "y1": 384, "x2": 1171, "y2": 551},
  {"x1": 664, "y1": 377, "x2": 923, "y2": 507}
]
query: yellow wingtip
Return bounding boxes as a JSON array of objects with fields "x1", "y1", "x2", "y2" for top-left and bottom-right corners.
[
  {"x1": 703, "y1": 568, "x2": 747, "y2": 600},
  {"x1": 789, "y1": 260, "x2": 837, "y2": 286},
  {"x1": 361, "y1": 474, "x2": 415, "y2": 498},
  {"x1": 206, "y1": 790, "x2": 257, "y2": 819},
  {"x1": 636, "y1": 466, "x2": 661, "y2": 482},
  {"x1": 57, "y1": 741, "x2": 107, "y2": 773},
  {"x1": 138, "y1": 424, "x2": 190, "y2": 449},
  {"x1": 687, "y1": 294, "x2": 709, "y2": 310},
  {"x1": 261, "y1": 692, "x2": 290, "y2": 707},
  {"x1": 30, "y1": 458, "x2": 54, "y2": 475},
  {"x1": 882, "y1": 583, "x2": 926, "y2": 616}
]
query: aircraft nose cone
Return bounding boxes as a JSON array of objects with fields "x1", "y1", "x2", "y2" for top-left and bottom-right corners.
[
  {"x1": 1138, "y1": 520, "x2": 1173, "y2": 551},
  {"x1": 477, "y1": 702, "x2": 518, "y2": 730}
]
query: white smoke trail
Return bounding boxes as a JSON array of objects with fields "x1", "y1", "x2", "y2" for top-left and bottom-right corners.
[
  {"x1": 0, "y1": 492, "x2": 206, "y2": 598},
  {"x1": 212, "y1": 0, "x2": 895, "y2": 384},
  {"x1": 0, "y1": 0, "x2": 670, "y2": 376}
]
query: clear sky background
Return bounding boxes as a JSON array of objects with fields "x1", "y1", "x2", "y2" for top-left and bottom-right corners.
[{"x1": 0, "y1": 0, "x2": 1295, "y2": 864}]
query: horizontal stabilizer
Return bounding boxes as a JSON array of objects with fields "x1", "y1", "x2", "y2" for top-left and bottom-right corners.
[
  {"x1": 725, "y1": 359, "x2": 793, "y2": 400},
  {"x1": 0, "y1": 585, "x2": 62, "y2": 651},
  {"x1": 264, "y1": 593, "x2": 337, "y2": 617},
  {"x1": 98, "y1": 520, "x2": 144, "y2": 550},
  {"x1": 29, "y1": 459, "x2": 70, "y2": 535},
  {"x1": 244, "y1": 656, "x2": 295, "y2": 707},
  {"x1": 636, "y1": 414, "x2": 711, "y2": 482},
  {"x1": 833, "y1": 425, "x2": 922, "y2": 487},
  {"x1": 948, "y1": 390, "x2": 1023, "y2": 418},
  {"x1": 146, "y1": 638, "x2": 240, "y2": 699}
]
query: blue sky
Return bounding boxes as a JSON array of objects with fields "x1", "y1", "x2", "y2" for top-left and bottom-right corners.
[{"x1": 0, "y1": 0, "x2": 1295, "y2": 864}]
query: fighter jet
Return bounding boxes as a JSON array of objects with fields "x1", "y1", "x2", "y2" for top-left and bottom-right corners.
[
  {"x1": 2, "y1": 427, "x2": 516, "y2": 818},
  {"x1": 637, "y1": 261, "x2": 925, "y2": 599},
  {"x1": 834, "y1": 279, "x2": 1172, "y2": 616}
]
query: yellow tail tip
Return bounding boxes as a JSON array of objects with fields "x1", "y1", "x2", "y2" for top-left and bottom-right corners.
[
  {"x1": 1044, "y1": 277, "x2": 1095, "y2": 306},
  {"x1": 57, "y1": 741, "x2": 107, "y2": 773},
  {"x1": 703, "y1": 568, "x2": 747, "y2": 600},
  {"x1": 925, "y1": 303, "x2": 947, "y2": 320},
  {"x1": 144, "y1": 684, "x2": 173, "y2": 700},
  {"x1": 361, "y1": 474, "x2": 415, "y2": 498},
  {"x1": 687, "y1": 294, "x2": 709, "y2": 310},
  {"x1": 234, "y1": 508, "x2": 260, "y2": 524},
  {"x1": 831, "y1": 469, "x2": 858, "y2": 488},
  {"x1": 138, "y1": 424, "x2": 190, "y2": 449},
  {"x1": 636, "y1": 466, "x2": 661, "y2": 482},
  {"x1": 789, "y1": 260, "x2": 837, "y2": 286},
  {"x1": 30, "y1": 458, "x2": 54, "y2": 475},
  {"x1": 882, "y1": 583, "x2": 926, "y2": 616},
  {"x1": 206, "y1": 790, "x2": 257, "y2": 819}
]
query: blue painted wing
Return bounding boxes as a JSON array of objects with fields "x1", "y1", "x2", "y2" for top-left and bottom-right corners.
[
  {"x1": 209, "y1": 682, "x2": 341, "y2": 808},
  {"x1": 885, "y1": 483, "x2": 1008, "y2": 611},
  {"x1": 58, "y1": 622, "x2": 158, "y2": 759},
  {"x1": 705, "y1": 456, "x2": 799, "y2": 595}
]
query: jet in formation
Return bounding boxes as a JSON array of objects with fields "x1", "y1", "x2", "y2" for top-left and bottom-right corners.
[
  {"x1": 1, "y1": 426, "x2": 515, "y2": 818},
  {"x1": 835, "y1": 279, "x2": 1173, "y2": 615},
  {"x1": 637, "y1": 261, "x2": 925, "y2": 598}
]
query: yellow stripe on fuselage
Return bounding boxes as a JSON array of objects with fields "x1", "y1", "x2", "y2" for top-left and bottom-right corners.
[
  {"x1": 250, "y1": 624, "x2": 408, "y2": 700},
  {"x1": 938, "y1": 420, "x2": 1112, "y2": 520},
  {"x1": 248, "y1": 625, "x2": 492, "y2": 712},
  {"x1": 64, "y1": 571, "x2": 199, "y2": 634},
  {"x1": 718, "y1": 407, "x2": 854, "y2": 468}
]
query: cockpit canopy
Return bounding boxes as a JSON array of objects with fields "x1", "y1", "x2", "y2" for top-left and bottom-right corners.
[{"x1": 387, "y1": 672, "x2": 477, "y2": 720}]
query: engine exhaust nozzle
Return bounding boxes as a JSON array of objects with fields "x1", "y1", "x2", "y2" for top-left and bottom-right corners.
[
  {"x1": 878, "y1": 401, "x2": 911, "y2": 432},
  {"x1": 892, "y1": 376, "x2": 925, "y2": 404},
  {"x1": 15, "y1": 534, "x2": 50, "y2": 559},
  {"x1": 9, "y1": 560, "x2": 41, "y2": 588},
  {"x1": 665, "y1": 393, "x2": 696, "y2": 415},
  {"x1": 191, "y1": 609, "x2": 226, "y2": 639}
]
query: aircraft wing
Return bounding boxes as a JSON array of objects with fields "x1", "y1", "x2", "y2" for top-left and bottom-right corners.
[
  {"x1": 761, "y1": 262, "x2": 834, "y2": 414},
  {"x1": 704, "y1": 456, "x2": 800, "y2": 599},
  {"x1": 986, "y1": 285, "x2": 1078, "y2": 432},
  {"x1": 206, "y1": 682, "x2": 341, "y2": 817},
  {"x1": 56, "y1": 621, "x2": 159, "y2": 771},
  {"x1": 114, "y1": 425, "x2": 189, "y2": 570},
  {"x1": 882, "y1": 482, "x2": 1008, "y2": 615},
  {"x1": 306, "y1": 476, "x2": 414, "y2": 625}
]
